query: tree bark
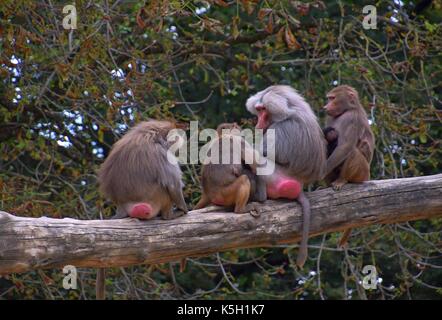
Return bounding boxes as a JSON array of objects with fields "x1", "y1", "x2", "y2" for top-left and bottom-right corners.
[{"x1": 1, "y1": 174, "x2": 441, "y2": 275}]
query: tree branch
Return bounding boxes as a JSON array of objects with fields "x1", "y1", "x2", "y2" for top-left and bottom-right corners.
[{"x1": 1, "y1": 174, "x2": 441, "y2": 275}]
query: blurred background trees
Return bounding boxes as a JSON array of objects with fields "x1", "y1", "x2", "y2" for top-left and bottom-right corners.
[{"x1": 0, "y1": 0, "x2": 441, "y2": 299}]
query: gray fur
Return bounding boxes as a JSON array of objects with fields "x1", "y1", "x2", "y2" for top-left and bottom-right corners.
[
  {"x1": 247, "y1": 85, "x2": 327, "y2": 183},
  {"x1": 246, "y1": 85, "x2": 327, "y2": 268}
]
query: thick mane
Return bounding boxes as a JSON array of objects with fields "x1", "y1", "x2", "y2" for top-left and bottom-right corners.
[
  {"x1": 267, "y1": 85, "x2": 327, "y2": 182},
  {"x1": 268, "y1": 85, "x2": 308, "y2": 106}
]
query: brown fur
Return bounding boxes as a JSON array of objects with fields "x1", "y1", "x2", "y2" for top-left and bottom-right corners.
[
  {"x1": 323, "y1": 85, "x2": 375, "y2": 246},
  {"x1": 96, "y1": 120, "x2": 188, "y2": 299},
  {"x1": 98, "y1": 120, "x2": 188, "y2": 219},
  {"x1": 246, "y1": 85, "x2": 327, "y2": 268},
  {"x1": 323, "y1": 126, "x2": 339, "y2": 157},
  {"x1": 195, "y1": 123, "x2": 259, "y2": 213},
  {"x1": 324, "y1": 85, "x2": 374, "y2": 187}
]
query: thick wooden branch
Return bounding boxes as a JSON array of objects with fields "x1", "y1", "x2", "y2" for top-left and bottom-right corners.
[{"x1": 1, "y1": 174, "x2": 441, "y2": 275}]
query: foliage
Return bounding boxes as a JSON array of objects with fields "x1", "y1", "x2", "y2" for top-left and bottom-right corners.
[{"x1": 0, "y1": 0, "x2": 441, "y2": 299}]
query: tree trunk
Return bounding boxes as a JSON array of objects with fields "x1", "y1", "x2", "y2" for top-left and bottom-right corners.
[{"x1": 1, "y1": 174, "x2": 441, "y2": 275}]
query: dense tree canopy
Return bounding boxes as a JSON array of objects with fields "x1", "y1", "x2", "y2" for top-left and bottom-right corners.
[{"x1": 0, "y1": 0, "x2": 441, "y2": 299}]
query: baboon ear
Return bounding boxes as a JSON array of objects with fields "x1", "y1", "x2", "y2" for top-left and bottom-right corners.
[{"x1": 348, "y1": 90, "x2": 356, "y2": 103}]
